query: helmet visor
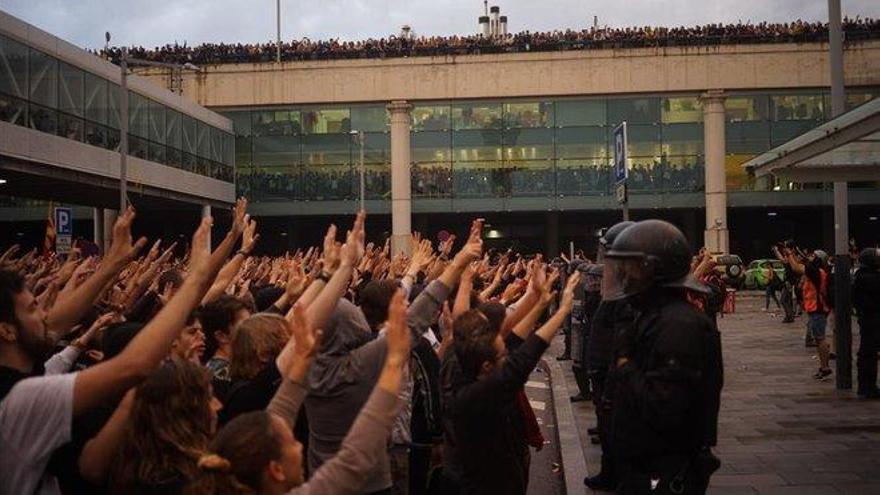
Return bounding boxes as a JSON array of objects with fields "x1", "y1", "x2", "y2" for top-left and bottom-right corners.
[{"x1": 601, "y1": 256, "x2": 653, "y2": 301}]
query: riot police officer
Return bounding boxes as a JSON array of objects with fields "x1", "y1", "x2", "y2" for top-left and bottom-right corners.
[
  {"x1": 570, "y1": 260, "x2": 598, "y2": 402},
  {"x1": 604, "y1": 220, "x2": 723, "y2": 494},
  {"x1": 854, "y1": 247, "x2": 880, "y2": 398},
  {"x1": 583, "y1": 221, "x2": 635, "y2": 491}
]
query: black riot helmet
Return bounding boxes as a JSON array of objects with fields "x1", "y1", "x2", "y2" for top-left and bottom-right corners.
[
  {"x1": 597, "y1": 221, "x2": 634, "y2": 262},
  {"x1": 601, "y1": 219, "x2": 707, "y2": 301},
  {"x1": 859, "y1": 247, "x2": 880, "y2": 270}
]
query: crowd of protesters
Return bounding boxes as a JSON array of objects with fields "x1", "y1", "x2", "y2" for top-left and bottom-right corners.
[
  {"x1": 98, "y1": 18, "x2": 880, "y2": 65},
  {"x1": 0, "y1": 194, "x2": 737, "y2": 494},
  {"x1": 237, "y1": 162, "x2": 705, "y2": 201}
]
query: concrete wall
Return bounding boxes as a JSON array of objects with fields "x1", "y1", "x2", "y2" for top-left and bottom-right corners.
[
  {"x1": 0, "y1": 121, "x2": 235, "y2": 205},
  {"x1": 137, "y1": 41, "x2": 880, "y2": 107}
]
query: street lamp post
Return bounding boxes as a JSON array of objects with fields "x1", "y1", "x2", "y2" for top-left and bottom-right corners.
[
  {"x1": 117, "y1": 47, "x2": 200, "y2": 213},
  {"x1": 276, "y1": 0, "x2": 282, "y2": 63},
  {"x1": 351, "y1": 130, "x2": 365, "y2": 212}
]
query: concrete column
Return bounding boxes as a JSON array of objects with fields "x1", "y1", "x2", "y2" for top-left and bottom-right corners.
[
  {"x1": 102, "y1": 209, "x2": 118, "y2": 254},
  {"x1": 388, "y1": 100, "x2": 413, "y2": 257},
  {"x1": 93, "y1": 208, "x2": 104, "y2": 252},
  {"x1": 202, "y1": 205, "x2": 212, "y2": 249},
  {"x1": 701, "y1": 90, "x2": 728, "y2": 253}
]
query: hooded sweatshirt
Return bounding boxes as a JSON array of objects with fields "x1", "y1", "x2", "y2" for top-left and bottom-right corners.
[{"x1": 304, "y1": 281, "x2": 450, "y2": 493}]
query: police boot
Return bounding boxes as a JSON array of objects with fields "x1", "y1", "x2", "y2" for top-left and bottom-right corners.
[{"x1": 570, "y1": 366, "x2": 592, "y2": 402}]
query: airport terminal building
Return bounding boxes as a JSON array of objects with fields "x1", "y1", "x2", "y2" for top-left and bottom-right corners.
[
  {"x1": 140, "y1": 37, "x2": 880, "y2": 259},
  {"x1": 3, "y1": 7, "x2": 880, "y2": 259}
]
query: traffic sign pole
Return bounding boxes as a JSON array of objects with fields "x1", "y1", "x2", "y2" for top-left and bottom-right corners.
[{"x1": 613, "y1": 122, "x2": 629, "y2": 221}]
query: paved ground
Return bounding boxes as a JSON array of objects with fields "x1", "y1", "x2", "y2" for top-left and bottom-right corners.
[
  {"x1": 525, "y1": 363, "x2": 565, "y2": 495},
  {"x1": 554, "y1": 293, "x2": 880, "y2": 494}
]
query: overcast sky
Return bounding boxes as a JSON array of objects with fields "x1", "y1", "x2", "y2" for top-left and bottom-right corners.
[{"x1": 3, "y1": 0, "x2": 879, "y2": 49}]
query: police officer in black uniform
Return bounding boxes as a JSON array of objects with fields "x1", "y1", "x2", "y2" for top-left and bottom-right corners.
[
  {"x1": 854, "y1": 247, "x2": 880, "y2": 399},
  {"x1": 569, "y1": 259, "x2": 592, "y2": 401},
  {"x1": 583, "y1": 221, "x2": 635, "y2": 491},
  {"x1": 603, "y1": 219, "x2": 723, "y2": 494}
]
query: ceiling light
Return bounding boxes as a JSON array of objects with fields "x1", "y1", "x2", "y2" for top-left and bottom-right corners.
[
  {"x1": 767, "y1": 212, "x2": 778, "y2": 217},
  {"x1": 0, "y1": 179, "x2": 7, "y2": 185}
]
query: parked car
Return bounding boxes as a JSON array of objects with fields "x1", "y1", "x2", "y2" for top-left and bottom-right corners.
[
  {"x1": 712, "y1": 254, "x2": 745, "y2": 289},
  {"x1": 744, "y1": 259, "x2": 787, "y2": 290}
]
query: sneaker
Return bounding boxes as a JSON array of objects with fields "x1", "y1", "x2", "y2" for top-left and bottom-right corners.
[
  {"x1": 556, "y1": 354, "x2": 571, "y2": 361},
  {"x1": 587, "y1": 427, "x2": 599, "y2": 435},
  {"x1": 570, "y1": 394, "x2": 590, "y2": 403},
  {"x1": 813, "y1": 368, "x2": 833, "y2": 380}
]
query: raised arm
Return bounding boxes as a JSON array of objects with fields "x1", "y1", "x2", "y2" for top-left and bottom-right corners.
[
  {"x1": 295, "y1": 290, "x2": 408, "y2": 495},
  {"x1": 535, "y1": 272, "x2": 579, "y2": 344},
  {"x1": 201, "y1": 216, "x2": 258, "y2": 304},
  {"x1": 45, "y1": 207, "x2": 147, "y2": 335},
  {"x1": 510, "y1": 269, "x2": 558, "y2": 341},
  {"x1": 269, "y1": 303, "x2": 321, "y2": 429},
  {"x1": 70, "y1": 199, "x2": 247, "y2": 416},
  {"x1": 305, "y1": 212, "x2": 365, "y2": 332}
]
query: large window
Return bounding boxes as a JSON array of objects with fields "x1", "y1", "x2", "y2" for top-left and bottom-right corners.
[
  {"x1": 608, "y1": 97, "x2": 660, "y2": 125},
  {"x1": 726, "y1": 96, "x2": 768, "y2": 122},
  {"x1": 302, "y1": 108, "x2": 349, "y2": 134},
  {"x1": 662, "y1": 97, "x2": 702, "y2": 123},
  {"x1": 350, "y1": 105, "x2": 388, "y2": 133},
  {"x1": 412, "y1": 105, "x2": 451, "y2": 131},
  {"x1": 770, "y1": 94, "x2": 825, "y2": 121},
  {"x1": 452, "y1": 102, "x2": 502, "y2": 130},
  {"x1": 555, "y1": 99, "x2": 606, "y2": 127},
  {"x1": 503, "y1": 102, "x2": 553, "y2": 128}
]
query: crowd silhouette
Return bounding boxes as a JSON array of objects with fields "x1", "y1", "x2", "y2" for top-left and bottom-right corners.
[
  {"x1": 236, "y1": 161, "x2": 705, "y2": 201},
  {"x1": 99, "y1": 18, "x2": 880, "y2": 66}
]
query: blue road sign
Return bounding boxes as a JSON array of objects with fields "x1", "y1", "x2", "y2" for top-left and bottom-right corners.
[
  {"x1": 613, "y1": 122, "x2": 628, "y2": 184},
  {"x1": 55, "y1": 207, "x2": 73, "y2": 236}
]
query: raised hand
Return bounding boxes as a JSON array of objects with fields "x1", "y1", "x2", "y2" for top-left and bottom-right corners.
[
  {"x1": 289, "y1": 303, "x2": 320, "y2": 361},
  {"x1": 105, "y1": 206, "x2": 148, "y2": 269},
  {"x1": 385, "y1": 289, "x2": 411, "y2": 368},
  {"x1": 188, "y1": 216, "x2": 214, "y2": 273},
  {"x1": 340, "y1": 210, "x2": 366, "y2": 267},
  {"x1": 453, "y1": 218, "x2": 483, "y2": 267},
  {"x1": 560, "y1": 272, "x2": 580, "y2": 312},
  {"x1": 241, "y1": 217, "x2": 259, "y2": 255}
]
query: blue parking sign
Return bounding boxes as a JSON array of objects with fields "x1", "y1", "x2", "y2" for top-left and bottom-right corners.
[
  {"x1": 55, "y1": 207, "x2": 73, "y2": 236},
  {"x1": 613, "y1": 122, "x2": 628, "y2": 184}
]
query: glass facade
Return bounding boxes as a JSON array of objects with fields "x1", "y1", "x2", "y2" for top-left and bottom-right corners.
[
  {"x1": 0, "y1": 33, "x2": 234, "y2": 182},
  {"x1": 227, "y1": 89, "x2": 877, "y2": 202}
]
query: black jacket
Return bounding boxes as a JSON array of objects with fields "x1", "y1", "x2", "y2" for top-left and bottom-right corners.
[
  {"x1": 586, "y1": 299, "x2": 635, "y2": 369},
  {"x1": 444, "y1": 333, "x2": 545, "y2": 495},
  {"x1": 854, "y1": 267, "x2": 880, "y2": 322},
  {"x1": 612, "y1": 292, "x2": 723, "y2": 465}
]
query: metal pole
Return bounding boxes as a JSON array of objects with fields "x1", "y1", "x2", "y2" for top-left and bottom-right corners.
[
  {"x1": 119, "y1": 49, "x2": 129, "y2": 212},
  {"x1": 828, "y1": 0, "x2": 851, "y2": 390},
  {"x1": 276, "y1": 0, "x2": 282, "y2": 63},
  {"x1": 622, "y1": 201, "x2": 630, "y2": 222},
  {"x1": 359, "y1": 131, "x2": 365, "y2": 212}
]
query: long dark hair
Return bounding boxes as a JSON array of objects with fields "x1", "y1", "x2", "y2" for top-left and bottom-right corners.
[
  {"x1": 188, "y1": 411, "x2": 283, "y2": 495},
  {"x1": 111, "y1": 359, "x2": 215, "y2": 492}
]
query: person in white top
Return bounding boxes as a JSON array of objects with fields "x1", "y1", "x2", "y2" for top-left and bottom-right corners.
[{"x1": 0, "y1": 199, "x2": 249, "y2": 495}]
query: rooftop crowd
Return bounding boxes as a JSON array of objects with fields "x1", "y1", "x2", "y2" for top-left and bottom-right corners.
[{"x1": 99, "y1": 18, "x2": 880, "y2": 65}]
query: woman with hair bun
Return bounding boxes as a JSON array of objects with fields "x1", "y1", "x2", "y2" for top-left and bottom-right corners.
[{"x1": 192, "y1": 295, "x2": 409, "y2": 495}]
